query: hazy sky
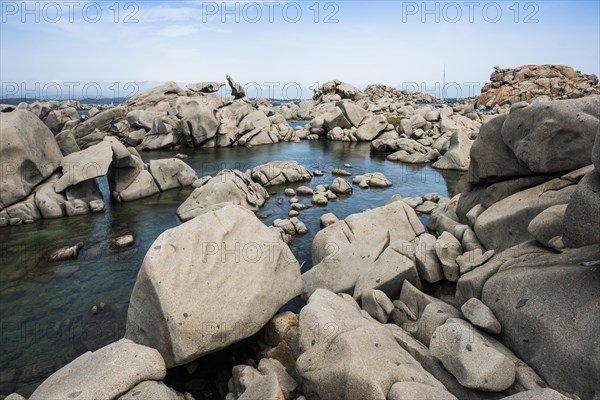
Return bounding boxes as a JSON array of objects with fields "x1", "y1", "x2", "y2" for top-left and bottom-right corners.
[{"x1": 1, "y1": 0, "x2": 599, "y2": 99}]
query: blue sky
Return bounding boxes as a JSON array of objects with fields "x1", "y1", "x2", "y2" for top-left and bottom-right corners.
[{"x1": 1, "y1": 0, "x2": 599, "y2": 99}]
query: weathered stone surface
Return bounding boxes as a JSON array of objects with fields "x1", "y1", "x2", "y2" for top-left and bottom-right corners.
[
  {"x1": 435, "y1": 231, "x2": 462, "y2": 282},
  {"x1": 474, "y1": 179, "x2": 576, "y2": 251},
  {"x1": 251, "y1": 161, "x2": 312, "y2": 187},
  {"x1": 361, "y1": 289, "x2": 394, "y2": 323},
  {"x1": 148, "y1": 158, "x2": 198, "y2": 191},
  {"x1": 461, "y1": 298, "x2": 501, "y2": 334},
  {"x1": 430, "y1": 319, "x2": 516, "y2": 392},
  {"x1": 527, "y1": 204, "x2": 567, "y2": 248},
  {"x1": 482, "y1": 246, "x2": 600, "y2": 400},
  {"x1": 499, "y1": 389, "x2": 570, "y2": 400},
  {"x1": 0, "y1": 110, "x2": 63, "y2": 209},
  {"x1": 478, "y1": 65, "x2": 600, "y2": 108},
  {"x1": 126, "y1": 81, "x2": 185, "y2": 111},
  {"x1": 126, "y1": 204, "x2": 302, "y2": 367},
  {"x1": 303, "y1": 201, "x2": 424, "y2": 299},
  {"x1": 297, "y1": 289, "x2": 446, "y2": 400},
  {"x1": 177, "y1": 170, "x2": 268, "y2": 221},
  {"x1": 501, "y1": 97, "x2": 600, "y2": 173},
  {"x1": 320, "y1": 213, "x2": 338, "y2": 228},
  {"x1": 54, "y1": 141, "x2": 112, "y2": 192},
  {"x1": 177, "y1": 99, "x2": 219, "y2": 146},
  {"x1": 118, "y1": 381, "x2": 185, "y2": 400},
  {"x1": 562, "y1": 171, "x2": 600, "y2": 247},
  {"x1": 329, "y1": 177, "x2": 352, "y2": 195},
  {"x1": 432, "y1": 131, "x2": 473, "y2": 171},
  {"x1": 338, "y1": 101, "x2": 367, "y2": 127},
  {"x1": 29, "y1": 339, "x2": 166, "y2": 400},
  {"x1": 387, "y1": 382, "x2": 458, "y2": 400},
  {"x1": 415, "y1": 233, "x2": 444, "y2": 283},
  {"x1": 468, "y1": 114, "x2": 531, "y2": 184},
  {"x1": 356, "y1": 114, "x2": 387, "y2": 141}
]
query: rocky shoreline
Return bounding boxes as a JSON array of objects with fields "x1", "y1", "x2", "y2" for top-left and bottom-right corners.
[{"x1": 1, "y1": 65, "x2": 599, "y2": 400}]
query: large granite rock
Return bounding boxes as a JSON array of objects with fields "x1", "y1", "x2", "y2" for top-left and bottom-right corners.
[
  {"x1": 501, "y1": 97, "x2": 600, "y2": 173},
  {"x1": 54, "y1": 141, "x2": 113, "y2": 192},
  {"x1": 177, "y1": 99, "x2": 220, "y2": 146},
  {"x1": 148, "y1": 158, "x2": 197, "y2": 191},
  {"x1": 29, "y1": 339, "x2": 165, "y2": 400},
  {"x1": 562, "y1": 171, "x2": 600, "y2": 247},
  {"x1": 430, "y1": 319, "x2": 515, "y2": 392},
  {"x1": 432, "y1": 131, "x2": 473, "y2": 171},
  {"x1": 126, "y1": 81, "x2": 185, "y2": 111},
  {"x1": 474, "y1": 179, "x2": 576, "y2": 251},
  {"x1": 176, "y1": 170, "x2": 268, "y2": 221},
  {"x1": 302, "y1": 201, "x2": 424, "y2": 299},
  {"x1": 297, "y1": 289, "x2": 447, "y2": 400},
  {"x1": 73, "y1": 107, "x2": 128, "y2": 148},
  {"x1": 482, "y1": 245, "x2": 600, "y2": 400},
  {"x1": 125, "y1": 204, "x2": 302, "y2": 367},
  {"x1": 0, "y1": 110, "x2": 63, "y2": 209},
  {"x1": 468, "y1": 114, "x2": 531, "y2": 184}
]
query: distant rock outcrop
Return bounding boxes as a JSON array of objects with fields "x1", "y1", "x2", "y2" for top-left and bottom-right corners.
[{"x1": 478, "y1": 64, "x2": 600, "y2": 109}]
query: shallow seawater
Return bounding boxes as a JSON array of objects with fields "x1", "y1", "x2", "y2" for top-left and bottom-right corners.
[{"x1": 0, "y1": 137, "x2": 466, "y2": 396}]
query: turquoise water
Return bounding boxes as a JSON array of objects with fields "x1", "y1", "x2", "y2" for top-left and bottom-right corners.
[{"x1": 0, "y1": 137, "x2": 466, "y2": 396}]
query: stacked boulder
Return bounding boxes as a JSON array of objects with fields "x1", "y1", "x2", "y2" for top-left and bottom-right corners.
[
  {"x1": 478, "y1": 64, "x2": 600, "y2": 109},
  {"x1": 0, "y1": 109, "x2": 198, "y2": 227}
]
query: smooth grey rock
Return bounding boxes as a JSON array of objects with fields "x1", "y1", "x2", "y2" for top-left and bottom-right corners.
[
  {"x1": 527, "y1": 204, "x2": 567, "y2": 248},
  {"x1": 29, "y1": 339, "x2": 166, "y2": 400},
  {"x1": 338, "y1": 101, "x2": 367, "y2": 127},
  {"x1": 430, "y1": 319, "x2": 516, "y2": 392},
  {"x1": 361, "y1": 289, "x2": 394, "y2": 323},
  {"x1": 499, "y1": 389, "x2": 570, "y2": 400},
  {"x1": 55, "y1": 129, "x2": 81, "y2": 156},
  {"x1": 432, "y1": 131, "x2": 473, "y2": 171},
  {"x1": 177, "y1": 170, "x2": 268, "y2": 221},
  {"x1": 303, "y1": 201, "x2": 424, "y2": 299},
  {"x1": 562, "y1": 171, "x2": 600, "y2": 247},
  {"x1": 501, "y1": 97, "x2": 600, "y2": 173},
  {"x1": 148, "y1": 158, "x2": 198, "y2": 191},
  {"x1": 118, "y1": 381, "x2": 185, "y2": 400},
  {"x1": 297, "y1": 289, "x2": 446, "y2": 400},
  {"x1": 177, "y1": 99, "x2": 219, "y2": 146},
  {"x1": 113, "y1": 235, "x2": 135, "y2": 248},
  {"x1": 356, "y1": 114, "x2": 387, "y2": 141},
  {"x1": 125, "y1": 204, "x2": 302, "y2": 367},
  {"x1": 482, "y1": 246, "x2": 600, "y2": 400},
  {"x1": 0, "y1": 110, "x2": 63, "y2": 208},
  {"x1": 415, "y1": 233, "x2": 444, "y2": 283},
  {"x1": 457, "y1": 249, "x2": 495, "y2": 274},
  {"x1": 435, "y1": 231, "x2": 462, "y2": 282},
  {"x1": 251, "y1": 161, "x2": 312, "y2": 187},
  {"x1": 329, "y1": 178, "x2": 352, "y2": 195},
  {"x1": 461, "y1": 298, "x2": 501, "y2": 334},
  {"x1": 55, "y1": 141, "x2": 112, "y2": 192},
  {"x1": 387, "y1": 382, "x2": 458, "y2": 400},
  {"x1": 474, "y1": 179, "x2": 576, "y2": 251},
  {"x1": 320, "y1": 213, "x2": 338, "y2": 228}
]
